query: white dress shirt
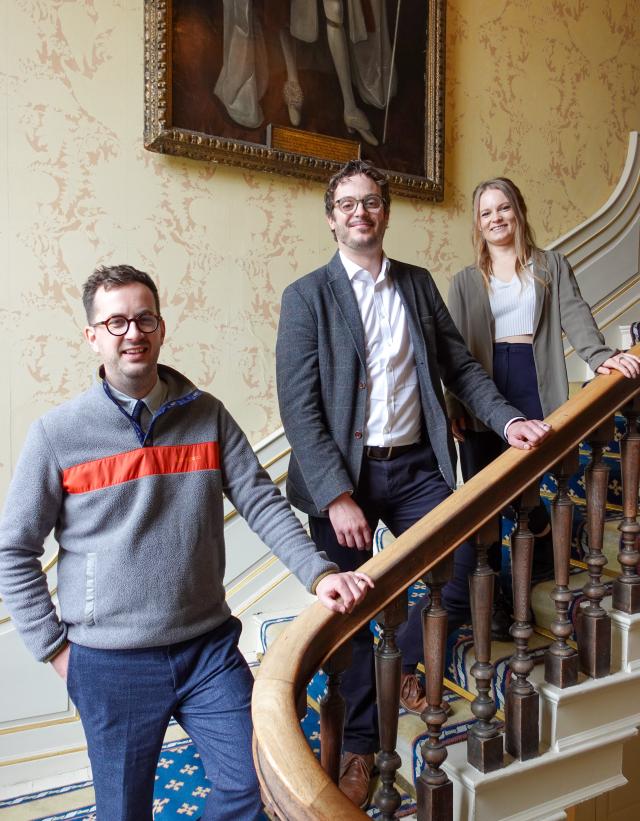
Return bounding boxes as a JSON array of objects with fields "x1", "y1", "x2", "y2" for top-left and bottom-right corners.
[{"x1": 340, "y1": 251, "x2": 422, "y2": 447}]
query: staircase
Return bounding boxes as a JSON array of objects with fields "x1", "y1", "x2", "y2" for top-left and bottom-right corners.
[
  {"x1": 252, "y1": 512, "x2": 640, "y2": 821},
  {"x1": 252, "y1": 362, "x2": 640, "y2": 821}
]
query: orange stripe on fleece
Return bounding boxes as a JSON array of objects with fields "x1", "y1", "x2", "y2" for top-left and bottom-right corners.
[{"x1": 62, "y1": 442, "x2": 220, "y2": 494}]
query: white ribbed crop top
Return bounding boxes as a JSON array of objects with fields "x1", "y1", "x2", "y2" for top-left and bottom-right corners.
[{"x1": 489, "y1": 272, "x2": 536, "y2": 339}]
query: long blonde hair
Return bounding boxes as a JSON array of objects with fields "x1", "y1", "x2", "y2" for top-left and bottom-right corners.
[{"x1": 471, "y1": 177, "x2": 543, "y2": 288}]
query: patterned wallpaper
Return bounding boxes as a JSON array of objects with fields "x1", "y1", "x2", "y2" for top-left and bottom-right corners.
[{"x1": 0, "y1": 0, "x2": 638, "y2": 493}]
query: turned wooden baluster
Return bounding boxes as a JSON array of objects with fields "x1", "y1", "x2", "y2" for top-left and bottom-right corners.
[
  {"x1": 417, "y1": 555, "x2": 454, "y2": 821},
  {"x1": 613, "y1": 400, "x2": 640, "y2": 614},
  {"x1": 505, "y1": 481, "x2": 540, "y2": 761},
  {"x1": 374, "y1": 593, "x2": 408, "y2": 821},
  {"x1": 467, "y1": 517, "x2": 504, "y2": 772},
  {"x1": 577, "y1": 418, "x2": 614, "y2": 678},
  {"x1": 319, "y1": 641, "x2": 352, "y2": 783},
  {"x1": 545, "y1": 451, "x2": 580, "y2": 688}
]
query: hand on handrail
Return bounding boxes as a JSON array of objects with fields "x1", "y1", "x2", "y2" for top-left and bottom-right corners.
[
  {"x1": 506, "y1": 419, "x2": 552, "y2": 450},
  {"x1": 315, "y1": 571, "x2": 374, "y2": 614},
  {"x1": 596, "y1": 352, "x2": 640, "y2": 378}
]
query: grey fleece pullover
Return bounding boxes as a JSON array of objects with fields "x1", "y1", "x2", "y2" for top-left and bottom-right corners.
[{"x1": 0, "y1": 365, "x2": 338, "y2": 662}]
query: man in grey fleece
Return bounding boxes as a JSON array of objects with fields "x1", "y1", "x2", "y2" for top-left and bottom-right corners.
[{"x1": 0, "y1": 264, "x2": 373, "y2": 821}]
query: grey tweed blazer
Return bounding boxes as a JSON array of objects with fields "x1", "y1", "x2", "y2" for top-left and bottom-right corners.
[{"x1": 276, "y1": 252, "x2": 522, "y2": 517}]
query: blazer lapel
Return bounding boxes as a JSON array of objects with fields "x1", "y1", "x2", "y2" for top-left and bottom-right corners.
[
  {"x1": 327, "y1": 252, "x2": 367, "y2": 367},
  {"x1": 392, "y1": 263, "x2": 422, "y2": 350}
]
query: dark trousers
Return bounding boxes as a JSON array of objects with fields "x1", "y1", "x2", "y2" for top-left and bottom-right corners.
[
  {"x1": 458, "y1": 342, "x2": 550, "y2": 579},
  {"x1": 309, "y1": 442, "x2": 475, "y2": 755},
  {"x1": 461, "y1": 342, "x2": 544, "y2": 478},
  {"x1": 67, "y1": 618, "x2": 261, "y2": 821}
]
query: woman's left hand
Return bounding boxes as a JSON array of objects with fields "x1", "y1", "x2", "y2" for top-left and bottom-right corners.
[{"x1": 596, "y1": 352, "x2": 640, "y2": 378}]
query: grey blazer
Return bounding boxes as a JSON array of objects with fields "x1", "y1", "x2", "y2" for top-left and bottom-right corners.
[
  {"x1": 276, "y1": 253, "x2": 523, "y2": 517},
  {"x1": 446, "y1": 250, "x2": 616, "y2": 431}
]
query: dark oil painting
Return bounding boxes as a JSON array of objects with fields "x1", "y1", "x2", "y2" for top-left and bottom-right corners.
[{"x1": 145, "y1": 1, "x2": 445, "y2": 199}]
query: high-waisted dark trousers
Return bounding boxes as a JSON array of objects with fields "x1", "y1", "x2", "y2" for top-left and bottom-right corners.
[{"x1": 458, "y1": 342, "x2": 552, "y2": 581}]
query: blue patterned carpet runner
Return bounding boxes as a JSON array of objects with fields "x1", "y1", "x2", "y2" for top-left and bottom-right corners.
[{"x1": 1, "y1": 699, "x2": 414, "y2": 820}]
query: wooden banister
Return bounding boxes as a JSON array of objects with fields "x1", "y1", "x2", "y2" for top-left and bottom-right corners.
[{"x1": 253, "y1": 344, "x2": 640, "y2": 820}]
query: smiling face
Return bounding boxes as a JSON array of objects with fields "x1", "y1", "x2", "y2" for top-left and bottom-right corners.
[
  {"x1": 327, "y1": 173, "x2": 389, "y2": 257},
  {"x1": 478, "y1": 187, "x2": 518, "y2": 250},
  {"x1": 84, "y1": 283, "x2": 165, "y2": 398}
]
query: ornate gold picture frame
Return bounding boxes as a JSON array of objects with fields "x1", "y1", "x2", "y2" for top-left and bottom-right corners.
[{"x1": 144, "y1": 1, "x2": 445, "y2": 201}]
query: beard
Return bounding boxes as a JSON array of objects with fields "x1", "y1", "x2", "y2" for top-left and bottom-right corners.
[{"x1": 334, "y1": 219, "x2": 385, "y2": 251}]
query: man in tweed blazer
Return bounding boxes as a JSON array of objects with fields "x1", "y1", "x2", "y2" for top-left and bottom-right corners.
[{"x1": 276, "y1": 160, "x2": 549, "y2": 808}]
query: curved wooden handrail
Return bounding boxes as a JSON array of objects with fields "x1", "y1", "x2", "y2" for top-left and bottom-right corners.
[{"x1": 252, "y1": 345, "x2": 640, "y2": 820}]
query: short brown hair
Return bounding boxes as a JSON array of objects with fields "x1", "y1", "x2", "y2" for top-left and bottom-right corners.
[
  {"x1": 324, "y1": 160, "x2": 391, "y2": 218},
  {"x1": 82, "y1": 265, "x2": 160, "y2": 322}
]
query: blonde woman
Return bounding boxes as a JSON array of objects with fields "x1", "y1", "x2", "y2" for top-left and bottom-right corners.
[{"x1": 447, "y1": 177, "x2": 640, "y2": 634}]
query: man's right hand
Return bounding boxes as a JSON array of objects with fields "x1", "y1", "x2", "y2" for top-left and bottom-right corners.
[
  {"x1": 50, "y1": 643, "x2": 70, "y2": 681},
  {"x1": 328, "y1": 493, "x2": 373, "y2": 550}
]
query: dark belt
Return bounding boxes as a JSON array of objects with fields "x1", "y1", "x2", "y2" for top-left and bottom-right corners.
[{"x1": 364, "y1": 442, "x2": 420, "y2": 461}]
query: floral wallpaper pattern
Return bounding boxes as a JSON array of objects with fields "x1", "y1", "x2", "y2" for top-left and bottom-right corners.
[{"x1": 0, "y1": 0, "x2": 638, "y2": 493}]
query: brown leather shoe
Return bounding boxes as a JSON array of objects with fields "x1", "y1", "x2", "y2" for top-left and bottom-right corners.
[
  {"x1": 400, "y1": 671, "x2": 428, "y2": 714},
  {"x1": 400, "y1": 672, "x2": 453, "y2": 717},
  {"x1": 339, "y1": 751, "x2": 375, "y2": 809}
]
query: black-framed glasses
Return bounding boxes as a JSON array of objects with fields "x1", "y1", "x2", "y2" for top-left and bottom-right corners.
[
  {"x1": 92, "y1": 312, "x2": 162, "y2": 337},
  {"x1": 333, "y1": 195, "x2": 385, "y2": 215}
]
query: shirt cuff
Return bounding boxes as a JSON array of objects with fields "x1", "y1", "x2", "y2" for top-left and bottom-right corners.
[{"x1": 503, "y1": 417, "x2": 525, "y2": 440}]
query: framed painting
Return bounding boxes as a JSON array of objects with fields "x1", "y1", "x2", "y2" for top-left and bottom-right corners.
[{"x1": 144, "y1": 0, "x2": 445, "y2": 200}]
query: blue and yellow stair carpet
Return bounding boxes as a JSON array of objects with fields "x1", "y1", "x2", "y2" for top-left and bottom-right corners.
[{"x1": 0, "y1": 697, "x2": 417, "y2": 820}]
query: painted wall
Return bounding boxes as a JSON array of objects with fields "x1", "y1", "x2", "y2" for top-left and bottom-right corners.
[{"x1": 0, "y1": 0, "x2": 638, "y2": 496}]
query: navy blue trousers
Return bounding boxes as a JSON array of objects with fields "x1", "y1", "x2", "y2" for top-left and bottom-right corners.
[
  {"x1": 460, "y1": 342, "x2": 544, "y2": 479},
  {"x1": 309, "y1": 442, "x2": 475, "y2": 755},
  {"x1": 458, "y1": 342, "x2": 550, "y2": 573},
  {"x1": 67, "y1": 617, "x2": 261, "y2": 821}
]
